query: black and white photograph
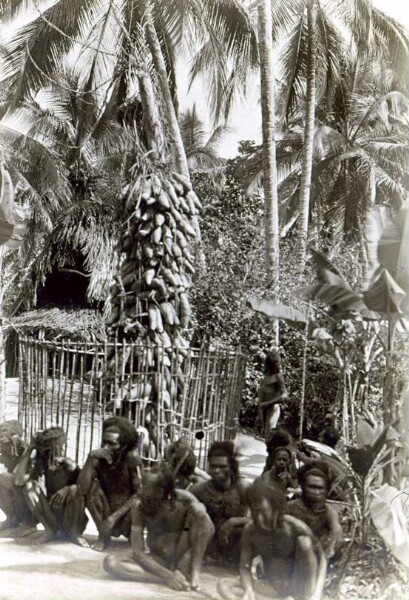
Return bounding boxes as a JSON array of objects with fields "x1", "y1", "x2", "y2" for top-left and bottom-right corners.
[{"x1": 0, "y1": 1, "x2": 408, "y2": 599}]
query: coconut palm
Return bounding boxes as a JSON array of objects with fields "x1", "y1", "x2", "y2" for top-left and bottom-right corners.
[
  {"x1": 179, "y1": 105, "x2": 228, "y2": 172},
  {"x1": 0, "y1": 0, "x2": 258, "y2": 174},
  {"x1": 240, "y1": 54, "x2": 409, "y2": 258},
  {"x1": 278, "y1": 0, "x2": 409, "y2": 265},
  {"x1": 257, "y1": 0, "x2": 280, "y2": 282}
]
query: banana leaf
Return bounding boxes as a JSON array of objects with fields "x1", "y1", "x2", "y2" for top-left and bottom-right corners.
[
  {"x1": 309, "y1": 248, "x2": 346, "y2": 283},
  {"x1": 297, "y1": 283, "x2": 366, "y2": 312},
  {"x1": 247, "y1": 296, "x2": 308, "y2": 326},
  {"x1": 370, "y1": 484, "x2": 409, "y2": 568},
  {"x1": 363, "y1": 267, "x2": 406, "y2": 314}
]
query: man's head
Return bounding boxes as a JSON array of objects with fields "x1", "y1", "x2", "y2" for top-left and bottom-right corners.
[
  {"x1": 266, "y1": 428, "x2": 292, "y2": 456},
  {"x1": 298, "y1": 463, "x2": 329, "y2": 506},
  {"x1": 272, "y1": 447, "x2": 291, "y2": 473},
  {"x1": 34, "y1": 427, "x2": 66, "y2": 467},
  {"x1": 140, "y1": 465, "x2": 175, "y2": 516},
  {"x1": 318, "y1": 427, "x2": 340, "y2": 449},
  {"x1": 102, "y1": 417, "x2": 138, "y2": 459},
  {"x1": 207, "y1": 441, "x2": 238, "y2": 489},
  {"x1": 166, "y1": 439, "x2": 196, "y2": 480},
  {"x1": 247, "y1": 479, "x2": 286, "y2": 532},
  {"x1": 0, "y1": 420, "x2": 25, "y2": 471}
]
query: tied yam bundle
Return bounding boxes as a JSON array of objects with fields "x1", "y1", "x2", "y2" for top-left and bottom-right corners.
[
  {"x1": 104, "y1": 171, "x2": 201, "y2": 443},
  {"x1": 107, "y1": 171, "x2": 200, "y2": 340}
]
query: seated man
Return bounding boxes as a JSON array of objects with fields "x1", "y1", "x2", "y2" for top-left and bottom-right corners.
[
  {"x1": 103, "y1": 465, "x2": 214, "y2": 592},
  {"x1": 258, "y1": 446, "x2": 298, "y2": 496},
  {"x1": 0, "y1": 420, "x2": 35, "y2": 535},
  {"x1": 286, "y1": 463, "x2": 343, "y2": 559},
  {"x1": 190, "y1": 441, "x2": 251, "y2": 566},
  {"x1": 263, "y1": 428, "x2": 296, "y2": 474},
  {"x1": 218, "y1": 480, "x2": 327, "y2": 600},
  {"x1": 165, "y1": 438, "x2": 210, "y2": 490},
  {"x1": 72, "y1": 416, "x2": 142, "y2": 551},
  {"x1": 13, "y1": 426, "x2": 86, "y2": 544}
]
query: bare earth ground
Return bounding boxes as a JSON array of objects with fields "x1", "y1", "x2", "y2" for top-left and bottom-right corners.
[
  {"x1": 0, "y1": 378, "x2": 266, "y2": 600},
  {"x1": 2, "y1": 379, "x2": 409, "y2": 600}
]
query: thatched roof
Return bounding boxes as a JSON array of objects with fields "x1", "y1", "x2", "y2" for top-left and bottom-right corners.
[{"x1": 9, "y1": 308, "x2": 107, "y2": 342}]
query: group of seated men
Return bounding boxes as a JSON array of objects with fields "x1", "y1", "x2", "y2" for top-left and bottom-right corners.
[{"x1": 0, "y1": 419, "x2": 343, "y2": 600}]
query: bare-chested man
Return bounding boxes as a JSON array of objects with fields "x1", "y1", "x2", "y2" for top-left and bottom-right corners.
[
  {"x1": 218, "y1": 480, "x2": 327, "y2": 600},
  {"x1": 103, "y1": 465, "x2": 215, "y2": 591},
  {"x1": 72, "y1": 416, "x2": 142, "y2": 551},
  {"x1": 13, "y1": 426, "x2": 86, "y2": 544},
  {"x1": 0, "y1": 420, "x2": 34, "y2": 535},
  {"x1": 190, "y1": 441, "x2": 251, "y2": 566},
  {"x1": 165, "y1": 438, "x2": 210, "y2": 490},
  {"x1": 286, "y1": 463, "x2": 343, "y2": 559}
]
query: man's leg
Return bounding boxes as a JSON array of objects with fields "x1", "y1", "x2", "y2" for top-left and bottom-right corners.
[
  {"x1": 22, "y1": 480, "x2": 57, "y2": 544},
  {"x1": 60, "y1": 485, "x2": 88, "y2": 539},
  {"x1": 103, "y1": 553, "x2": 164, "y2": 584},
  {"x1": 292, "y1": 535, "x2": 321, "y2": 599},
  {"x1": 85, "y1": 480, "x2": 111, "y2": 551},
  {"x1": 175, "y1": 506, "x2": 215, "y2": 588}
]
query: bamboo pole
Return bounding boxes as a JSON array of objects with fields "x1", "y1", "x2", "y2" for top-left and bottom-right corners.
[{"x1": 299, "y1": 323, "x2": 309, "y2": 441}]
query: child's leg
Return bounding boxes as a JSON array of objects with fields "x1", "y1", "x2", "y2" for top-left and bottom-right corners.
[{"x1": 265, "y1": 404, "x2": 281, "y2": 438}]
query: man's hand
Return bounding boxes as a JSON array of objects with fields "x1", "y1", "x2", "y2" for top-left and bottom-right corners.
[
  {"x1": 166, "y1": 570, "x2": 191, "y2": 591},
  {"x1": 99, "y1": 515, "x2": 116, "y2": 538},
  {"x1": 241, "y1": 589, "x2": 256, "y2": 600},
  {"x1": 219, "y1": 519, "x2": 235, "y2": 544},
  {"x1": 56, "y1": 457, "x2": 76, "y2": 471},
  {"x1": 90, "y1": 448, "x2": 113, "y2": 464},
  {"x1": 50, "y1": 486, "x2": 71, "y2": 509}
]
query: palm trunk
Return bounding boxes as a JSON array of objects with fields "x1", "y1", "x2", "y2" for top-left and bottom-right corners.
[
  {"x1": 144, "y1": 5, "x2": 190, "y2": 180},
  {"x1": 137, "y1": 70, "x2": 165, "y2": 162},
  {"x1": 258, "y1": 0, "x2": 280, "y2": 283},
  {"x1": 298, "y1": 0, "x2": 317, "y2": 266}
]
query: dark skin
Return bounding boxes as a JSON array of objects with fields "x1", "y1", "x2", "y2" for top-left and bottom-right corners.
[
  {"x1": 287, "y1": 474, "x2": 343, "y2": 559},
  {"x1": 0, "y1": 434, "x2": 35, "y2": 535},
  {"x1": 13, "y1": 438, "x2": 81, "y2": 544},
  {"x1": 218, "y1": 497, "x2": 327, "y2": 600},
  {"x1": 190, "y1": 455, "x2": 250, "y2": 563},
  {"x1": 103, "y1": 471, "x2": 215, "y2": 592},
  {"x1": 261, "y1": 450, "x2": 299, "y2": 494},
  {"x1": 72, "y1": 430, "x2": 142, "y2": 551}
]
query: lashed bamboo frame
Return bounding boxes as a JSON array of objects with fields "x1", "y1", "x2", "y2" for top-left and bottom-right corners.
[{"x1": 17, "y1": 335, "x2": 247, "y2": 467}]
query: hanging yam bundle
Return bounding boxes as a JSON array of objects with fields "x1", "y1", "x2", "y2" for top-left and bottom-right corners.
[{"x1": 104, "y1": 170, "x2": 201, "y2": 450}]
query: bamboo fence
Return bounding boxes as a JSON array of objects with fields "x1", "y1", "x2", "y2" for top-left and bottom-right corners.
[{"x1": 17, "y1": 335, "x2": 247, "y2": 467}]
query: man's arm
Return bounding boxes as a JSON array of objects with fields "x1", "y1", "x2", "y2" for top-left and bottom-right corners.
[
  {"x1": 75, "y1": 454, "x2": 99, "y2": 497},
  {"x1": 239, "y1": 523, "x2": 257, "y2": 600},
  {"x1": 127, "y1": 451, "x2": 143, "y2": 495},
  {"x1": 130, "y1": 502, "x2": 189, "y2": 590},
  {"x1": 12, "y1": 447, "x2": 35, "y2": 486}
]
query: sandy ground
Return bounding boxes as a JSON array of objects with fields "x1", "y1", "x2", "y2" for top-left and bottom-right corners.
[{"x1": 0, "y1": 378, "x2": 266, "y2": 600}]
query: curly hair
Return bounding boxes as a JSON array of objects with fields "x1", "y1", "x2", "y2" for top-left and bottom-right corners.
[
  {"x1": 0, "y1": 420, "x2": 26, "y2": 459},
  {"x1": 208, "y1": 441, "x2": 239, "y2": 485},
  {"x1": 166, "y1": 439, "x2": 196, "y2": 478},
  {"x1": 102, "y1": 417, "x2": 138, "y2": 452},
  {"x1": 298, "y1": 461, "x2": 330, "y2": 491},
  {"x1": 246, "y1": 478, "x2": 286, "y2": 514},
  {"x1": 265, "y1": 428, "x2": 292, "y2": 455},
  {"x1": 34, "y1": 427, "x2": 66, "y2": 451}
]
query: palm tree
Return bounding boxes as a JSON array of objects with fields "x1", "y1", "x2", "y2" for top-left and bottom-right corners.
[
  {"x1": 258, "y1": 0, "x2": 280, "y2": 283},
  {"x1": 278, "y1": 0, "x2": 409, "y2": 266},
  {"x1": 1, "y1": 0, "x2": 258, "y2": 175},
  {"x1": 179, "y1": 105, "x2": 227, "y2": 172}
]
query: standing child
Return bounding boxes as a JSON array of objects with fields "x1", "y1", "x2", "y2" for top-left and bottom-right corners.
[{"x1": 257, "y1": 349, "x2": 288, "y2": 440}]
